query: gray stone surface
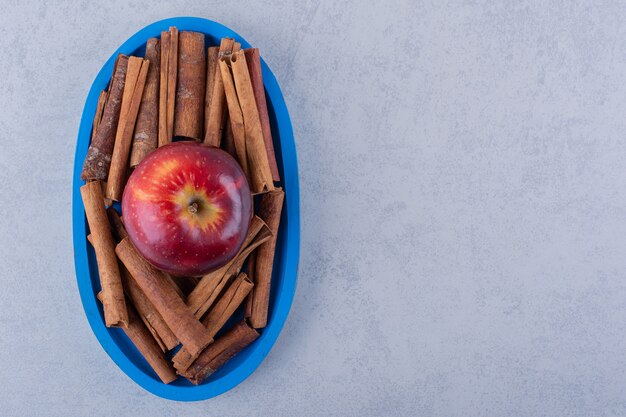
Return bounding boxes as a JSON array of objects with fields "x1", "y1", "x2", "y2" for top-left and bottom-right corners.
[{"x1": 0, "y1": 1, "x2": 625, "y2": 416}]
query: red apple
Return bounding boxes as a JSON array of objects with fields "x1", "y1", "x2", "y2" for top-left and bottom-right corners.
[{"x1": 122, "y1": 141, "x2": 252, "y2": 276}]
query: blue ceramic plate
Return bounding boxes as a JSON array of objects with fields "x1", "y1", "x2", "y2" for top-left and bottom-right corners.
[{"x1": 72, "y1": 17, "x2": 299, "y2": 401}]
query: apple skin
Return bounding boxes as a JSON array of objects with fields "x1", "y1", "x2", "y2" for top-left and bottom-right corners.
[{"x1": 122, "y1": 141, "x2": 252, "y2": 276}]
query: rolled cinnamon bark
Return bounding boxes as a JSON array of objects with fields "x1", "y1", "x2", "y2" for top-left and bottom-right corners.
[
  {"x1": 97, "y1": 292, "x2": 177, "y2": 384},
  {"x1": 105, "y1": 206, "x2": 128, "y2": 241},
  {"x1": 204, "y1": 46, "x2": 219, "y2": 138},
  {"x1": 91, "y1": 90, "x2": 107, "y2": 142},
  {"x1": 219, "y1": 57, "x2": 249, "y2": 178},
  {"x1": 182, "y1": 321, "x2": 259, "y2": 384},
  {"x1": 221, "y1": 51, "x2": 275, "y2": 193},
  {"x1": 204, "y1": 38, "x2": 237, "y2": 147},
  {"x1": 163, "y1": 272, "x2": 186, "y2": 301},
  {"x1": 130, "y1": 38, "x2": 160, "y2": 167},
  {"x1": 189, "y1": 229, "x2": 269, "y2": 321},
  {"x1": 158, "y1": 27, "x2": 179, "y2": 146},
  {"x1": 221, "y1": 115, "x2": 237, "y2": 158},
  {"x1": 80, "y1": 181, "x2": 128, "y2": 327},
  {"x1": 82, "y1": 55, "x2": 128, "y2": 181},
  {"x1": 116, "y1": 237, "x2": 212, "y2": 357},
  {"x1": 250, "y1": 188, "x2": 284, "y2": 328},
  {"x1": 173, "y1": 272, "x2": 253, "y2": 372},
  {"x1": 121, "y1": 265, "x2": 178, "y2": 351},
  {"x1": 186, "y1": 216, "x2": 270, "y2": 318},
  {"x1": 174, "y1": 31, "x2": 206, "y2": 141},
  {"x1": 244, "y1": 252, "x2": 256, "y2": 318},
  {"x1": 105, "y1": 57, "x2": 150, "y2": 202},
  {"x1": 158, "y1": 30, "x2": 171, "y2": 147},
  {"x1": 244, "y1": 48, "x2": 280, "y2": 181},
  {"x1": 167, "y1": 27, "x2": 179, "y2": 142},
  {"x1": 202, "y1": 273, "x2": 253, "y2": 335},
  {"x1": 231, "y1": 50, "x2": 275, "y2": 193}
]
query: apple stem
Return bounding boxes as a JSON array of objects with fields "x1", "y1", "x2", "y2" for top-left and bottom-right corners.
[{"x1": 188, "y1": 202, "x2": 199, "y2": 214}]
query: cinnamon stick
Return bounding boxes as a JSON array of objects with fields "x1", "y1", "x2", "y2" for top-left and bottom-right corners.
[
  {"x1": 81, "y1": 181, "x2": 128, "y2": 327},
  {"x1": 121, "y1": 265, "x2": 178, "y2": 351},
  {"x1": 188, "y1": 228, "x2": 270, "y2": 321},
  {"x1": 105, "y1": 57, "x2": 150, "y2": 202},
  {"x1": 250, "y1": 188, "x2": 284, "y2": 328},
  {"x1": 167, "y1": 27, "x2": 179, "y2": 142},
  {"x1": 221, "y1": 115, "x2": 237, "y2": 158},
  {"x1": 182, "y1": 321, "x2": 259, "y2": 384},
  {"x1": 204, "y1": 46, "x2": 219, "y2": 138},
  {"x1": 219, "y1": 56, "x2": 249, "y2": 178},
  {"x1": 231, "y1": 50, "x2": 275, "y2": 193},
  {"x1": 221, "y1": 51, "x2": 275, "y2": 193},
  {"x1": 186, "y1": 216, "x2": 270, "y2": 318},
  {"x1": 244, "y1": 252, "x2": 256, "y2": 318},
  {"x1": 130, "y1": 38, "x2": 160, "y2": 167},
  {"x1": 173, "y1": 272, "x2": 253, "y2": 372},
  {"x1": 82, "y1": 55, "x2": 128, "y2": 180},
  {"x1": 203, "y1": 273, "x2": 253, "y2": 335},
  {"x1": 91, "y1": 90, "x2": 107, "y2": 142},
  {"x1": 157, "y1": 27, "x2": 179, "y2": 146},
  {"x1": 174, "y1": 31, "x2": 206, "y2": 141},
  {"x1": 158, "y1": 31, "x2": 171, "y2": 147},
  {"x1": 116, "y1": 238, "x2": 212, "y2": 357},
  {"x1": 204, "y1": 38, "x2": 236, "y2": 147},
  {"x1": 89, "y1": 228, "x2": 178, "y2": 351},
  {"x1": 105, "y1": 206, "x2": 128, "y2": 241},
  {"x1": 244, "y1": 48, "x2": 280, "y2": 181},
  {"x1": 96, "y1": 292, "x2": 177, "y2": 384},
  {"x1": 163, "y1": 272, "x2": 186, "y2": 301},
  {"x1": 111, "y1": 209, "x2": 184, "y2": 303}
]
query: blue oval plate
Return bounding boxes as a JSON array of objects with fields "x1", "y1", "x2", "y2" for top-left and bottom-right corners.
[{"x1": 72, "y1": 17, "x2": 299, "y2": 401}]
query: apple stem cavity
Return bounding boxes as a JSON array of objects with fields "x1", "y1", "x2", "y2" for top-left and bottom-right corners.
[{"x1": 188, "y1": 202, "x2": 199, "y2": 214}]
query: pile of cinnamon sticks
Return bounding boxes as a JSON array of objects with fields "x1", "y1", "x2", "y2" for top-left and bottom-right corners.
[{"x1": 80, "y1": 27, "x2": 284, "y2": 385}]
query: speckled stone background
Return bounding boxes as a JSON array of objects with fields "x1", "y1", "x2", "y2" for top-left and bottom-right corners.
[{"x1": 1, "y1": 1, "x2": 625, "y2": 416}]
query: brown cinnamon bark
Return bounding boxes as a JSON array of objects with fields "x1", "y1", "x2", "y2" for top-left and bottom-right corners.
[
  {"x1": 202, "y1": 273, "x2": 253, "y2": 335},
  {"x1": 204, "y1": 38, "x2": 236, "y2": 147},
  {"x1": 167, "y1": 27, "x2": 179, "y2": 142},
  {"x1": 106, "y1": 206, "x2": 128, "y2": 241},
  {"x1": 158, "y1": 27, "x2": 179, "y2": 146},
  {"x1": 173, "y1": 273, "x2": 253, "y2": 372},
  {"x1": 204, "y1": 46, "x2": 219, "y2": 138},
  {"x1": 186, "y1": 216, "x2": 270, "y2": 318},
  {"x1": 91, "y1": 90, "x2": 107, "y2": 142},
  {"x1": 250, "y1": 188, "x2": 284, "y2": 328},
  {"x1": 105, "y1": 57, "x2": 150, "y2": 202},
  {"x1": 244, "y1": 252, "x2": 256, "y2": 318},
  {"x1": 81, "y1": 181, "x2": 128, "y2": 327},
  {"x1": 158, "y1": 31, "x2": 171, "y2": 147},
  {"x1": 130, "y1": 38, "x2": 160, "y2": 167},
  {"x1": 97, "y1": 292, "x2": 177, "y2": 383},
  {"x1": 221, "y1": 51, "x2": 275, "y2": 193},
  {"x1": 244, "y1": 48, "x2": 280, "y2": 181},
  {"x1": 174, "y1": 31, "x2": 206, "y2": 141},
  {"x1": 219, "y1": 57, "x2": 249, "y2": 178},
  {"x1": 163, "y1": 272, "x2": 186, "y2": 301},
  {"x1": 116, "y1": 238, "x2": 212, "y2": 357},
  {"x1": 231, "y1": 50, "x2": 275, "y2": 193},
  {"x1": 188, "y1": 228, "x2": 269, "y2": 321},
  {"x1": 82, "y1": 55, "x2": 128, "y2": 180},
  {"x1": 221, "y1": 115, "x2": 237, "y2": 158},
  {"x1": 121, "y1": 265, "x2": 178, "y2": 351},
  {"x1": 182, "y1": 321, "x2": 259, "y2": 384},
  {"x1": 90, "y1": 207, "x2": 177, "y2": 351}
]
